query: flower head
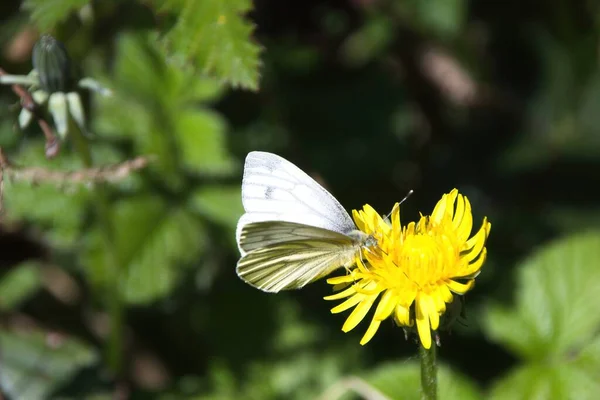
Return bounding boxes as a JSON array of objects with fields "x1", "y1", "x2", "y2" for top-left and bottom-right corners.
[{"x1": 325, "y1": 189, "x2": 491, "y2": 349}]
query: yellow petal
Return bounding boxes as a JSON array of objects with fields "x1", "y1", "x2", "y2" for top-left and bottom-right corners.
[
  {"x1": 327, "y1": 275, "x2": 356, "y2": 285},
  {"x1": 395, "y1": 304, "x2": 411, "y2": 326},
  {"x1": 331, "y1": 294, "x2": 364, "y2": 313},
  {"x1": 324, "y1": 285, "x2": 358, "y2": 301},
  {"x1": 430, "y1": 194, "x2": 448, "y2": 224},
  {"x1": 446, "y1": 279, "x2": 474, "y2": 294},
  {"x1": 360, "y1": 320, "x2": 381, "y2": 345},
  {"x1": 456, "y1": 197, "x2": 473, "y2": 243},
  {"x1": 439, "y1": 283, "x2": 454, "y2": 303},
  {"x1": 416, "y1": 295, "x2": 432, "y2": 349},
  {"x1": 373, "y1": 290, "x2": 397, "y2": 320},
  {"x1": 452, "y1": 193, "x2": 465, "y2": 230},
  {"x1": 342, "y1": 294, "x2": 378, "y2": 332},
  {"x1": 463, "y1": 219, "x2": 489, "y2": 262},
  {"x1": 352, "y1": 209, "x2": 366, "y2": 232}
]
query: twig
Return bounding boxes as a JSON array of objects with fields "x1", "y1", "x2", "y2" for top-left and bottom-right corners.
[
  {"x1": 0, "y1": 149, "x2": 151, "y2": 187},
  {"x1": 0, "y1": 67, "x2": 59, "y2": 158}
]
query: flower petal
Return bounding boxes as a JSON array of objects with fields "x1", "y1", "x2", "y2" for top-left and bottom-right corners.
[
  {"x1": 324, "y1": 284, "x2": 357, "y2": 301},
  {"x1": 342, "y1": 294, "x2": 379, "y2": 332},
  {"x1": 395, "y1": 304, "x2": 411, "y2": 326},
  {"x1": 360, "y1": 320, "x2": 381, "y2": 345},
  {"x1": 416, "y1": 294, "x2": 432, "y2": 349},
  {"x1": 446, "y1": 279, "x2": 474, "y2": 294},
  {"x1": 463, "y1": 219, "x2": 490, "y2": 262},
  {"x1": 373, "y1": 290, "x2": 397, "y2": 320},
  {"x1": 456, "y1": 196, "x2": 473, "y2": 243},
  {"x1": 327, "y1": 275, "x2": 356, "y2": 285}
]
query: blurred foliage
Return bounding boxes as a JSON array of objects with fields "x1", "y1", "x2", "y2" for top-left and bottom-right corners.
[{"x1": 0, "y1": 0, "x2": 599, "y2": 399}]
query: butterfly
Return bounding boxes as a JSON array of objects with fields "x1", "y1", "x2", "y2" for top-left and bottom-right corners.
[{"x1": 235, "y1": 151, "x2": 376, "y2": 293}]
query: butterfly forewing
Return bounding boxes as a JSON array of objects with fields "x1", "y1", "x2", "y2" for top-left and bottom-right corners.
[{"x1": 236, "y1": 152, "x2": 357, "y2": 250}]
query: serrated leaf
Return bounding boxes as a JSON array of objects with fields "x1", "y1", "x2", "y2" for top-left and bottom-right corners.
[
  {"x1": 85, "y1": 196, "x2": 206, "y2": 304},
  {"x1": 489, "y1": 363, "x2": 600, "y2": 400},
  {"x1": 191, "y1": 185, "x2": 243, "y2": 229},
  {"x1": 366, "y1": 361, "x2": 482, "y2": 400},
  {"x1": 157, "y1": 0, "x2": 262, "y2": 90},
  {"x1": 0, "y1": 329, "x2": 97, "y2": 400},
  {"x1": 0, "y1": 262, "x2": 42, "y2": 310},
  {"x1": 484, "y1": 232, "x2": 600, "y2": 361},
  {"x1": 175, "y1": 110, "x2": 235, "y2": 175},
  {"x1": 23, "y1": 0, "x2": 88, "y2": 30},
  {"x1": 94, "y1": 34, "x2": 231, "y2": 182}
]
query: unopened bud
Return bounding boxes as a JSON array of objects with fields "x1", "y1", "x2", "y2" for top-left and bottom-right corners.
[{"x1": 32, "y1": 35, "x2": 74, "y2": 93}]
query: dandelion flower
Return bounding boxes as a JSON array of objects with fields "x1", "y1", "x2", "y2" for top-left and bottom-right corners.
[{"x1": 325, "y1": 189, "x2": 491, "y2": 349}]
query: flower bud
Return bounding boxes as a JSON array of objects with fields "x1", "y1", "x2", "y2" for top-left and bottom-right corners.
[{"x1": 32, "y1": 35, "x2": 74, "y2": 93}]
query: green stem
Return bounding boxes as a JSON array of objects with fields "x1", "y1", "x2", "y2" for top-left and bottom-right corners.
[
  {"x1": 419, "y1": 340, "x2": 437, "y2": 400},
  {"x1": 71, "y1": 125, "x2": 123, "y2": 376}
]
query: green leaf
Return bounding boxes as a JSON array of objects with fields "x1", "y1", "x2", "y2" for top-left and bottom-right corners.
[
  {"x1": 3, "y1": 142, "x2": 89, "y2": 245},
  {"x1": 414, "y1": 0, "x2": 465, "y2": 37},
  {"x1": 94, "y1": 34, "x2": 233, "y2": 181},
  {"x1": 484, "y1": 232, "x2": 600, "y2": 361},
  {"x1": 340, "y1": 14, "x2": 394, "y2": 67},
  {"x1": 489, "y1": 363, "x2": 600, "y2": 400},
  {"x1": 0, "y1": 329, "x2": 97, "y2": 400},
  {"x1": 84, "y1": 196, "x2": 206, "y2": 304},
  {"x1": 156, "y1": 0, "x2": 262, "y2": 90},
  {"x1": 191, "y1": 185, "x2": 243, "y2": 229},
  {"x1": 175, "y1": 110, "x2": 235, "y2": 175},
  {"x1": 574, "y1": 335, "x2": 600, "y2": 373},
  {"x1": 3, "y1": 142, "x2": 127, "y2": 245},
  {"x1": 0, "y1": 263, "x2": 42, "y2": 310},
  {"x1": 366, "y1": 361, "x2": 482, "y2": 400},
  {"x1": 23, "y1": 0, "x2": 89, "y2": 30}
]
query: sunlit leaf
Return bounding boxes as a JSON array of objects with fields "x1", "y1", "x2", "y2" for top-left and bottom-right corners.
[
  {"x1": 0, "y1": 262, "x2": 42, "y2": 310},
  {"x1": 85, "y1": 196, "x2": 206, "y2": 304},
  {"x1": 23, "y1": 0, "x2": 88, "y2": 30},
  {"x1": 155, "y1": 0, "x2": 262, "y2": 90},
  {"x1": 1, "y1": 142, "x2": 126, "y2": 245},
  {"x1": 175, "y1": 109, "x2": 234, "y2": 175},
  {"x1": 191, "y1": 185, "x2": 242, "y2": 229},
  {"x1": 0, "y1": 329, "x2": 97, "y2": 400},
  {"x1": 489, "y1": 363, "x2": 600, "y2": 400},
  {"x1": 366, "y1": 361, "x2": 482, "y2": 400},
  {"x1": 94, "y1": 34, "x2": 231, "y2": 182},
  {"x1": 484, "y1": 232, "x2": 600, "y2": 360}
]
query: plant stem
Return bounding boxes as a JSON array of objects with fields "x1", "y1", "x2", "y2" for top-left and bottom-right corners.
[
  {"x1": 419, "y1": 340, "x2": 437, "y2": 400},
  {"x1": 71, "y1": 125, "x2": 123, "y2": 376}
]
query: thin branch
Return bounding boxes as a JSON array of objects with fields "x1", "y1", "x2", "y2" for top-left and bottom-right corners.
[
  {"x1": 0, "y1": 149, "x2": 152, "y2": 187},
  {"x1": 0, "y1": 67, "x2": 59, "y2": 158}
]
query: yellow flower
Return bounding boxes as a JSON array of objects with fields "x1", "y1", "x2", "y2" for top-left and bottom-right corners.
[{"x1": 325, "y1": 189, "x2": 491, "y2": 349}]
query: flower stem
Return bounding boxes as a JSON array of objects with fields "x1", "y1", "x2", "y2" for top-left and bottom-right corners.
[
  {"x1": 70, "y1": 125, "x2": 123, "y2": 376},
  {"x1": 419, "y1": 341, "x2": 438, "y2": 400}
]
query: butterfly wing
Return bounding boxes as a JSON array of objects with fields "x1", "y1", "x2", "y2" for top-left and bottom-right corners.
[
  {"x1": 236, "y1": 151, "x2": 356, "y2": 253},
  {"x1": 238, "y1": 220, "x2": 357, "y2": 254},
  {"x1": 237, "y1": 228, "x2": 360, "y2": 292}
]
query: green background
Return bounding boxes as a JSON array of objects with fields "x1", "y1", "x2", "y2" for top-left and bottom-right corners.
[{"x1": 0, "y1": 0, "x2": 599, "y2": 399}]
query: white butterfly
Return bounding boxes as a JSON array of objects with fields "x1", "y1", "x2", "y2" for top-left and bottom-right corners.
[{"x1": 236, "y1": 151, "x2": 375, "y2": 293}]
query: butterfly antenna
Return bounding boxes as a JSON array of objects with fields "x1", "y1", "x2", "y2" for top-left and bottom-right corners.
[
  {"x1": 384, "y1": 189, "x2": 414, "y2": 220},
  {"x1": 400, "y1": 189, "x2": 414, "y2": 205}
]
